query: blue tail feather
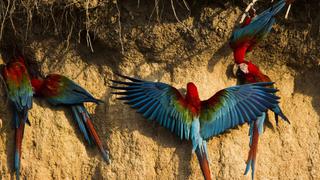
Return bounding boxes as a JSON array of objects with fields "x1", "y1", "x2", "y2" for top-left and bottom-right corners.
[
  {"x1": 71, "y1": 106, "x2": 92, "y2": 145},
  {"x1": 76, "y1": 105, "x2": 111, "y2": 163},
  {"x1": 15, "y1": 151, "x2": 20, "y2": 180}
]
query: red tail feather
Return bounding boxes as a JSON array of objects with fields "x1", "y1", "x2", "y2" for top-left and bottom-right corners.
[
  {"x1": 245, "y1": 122, "x2": 260, "y2": 178},
  {"x1": 83, "y1": 112, "x2": 110, "y2": 163},
  {"x1": 15, "y1": 123, "x2": 25, "y2": 159},
  {"x1": 195, "y1": 148, "x2": 212, "y2": 180},
  {"x1": 15, "y1": 122, "x2": 25, "y2": 178}
]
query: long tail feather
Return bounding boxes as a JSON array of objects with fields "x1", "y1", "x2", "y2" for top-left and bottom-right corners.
[
  {"x1": 195, "y1": 142, "x2": 212, "y2": 180},
  {"x1": 244, "y1": 121, "x2": 259, "y2": 179},
  {"x1": 15, "y1": 121, "x2": 25, "y2": 180},
  {"x1": 244, "y1": 113, "x2": 265, "y2": 180},
  {"x1": 71, "y1": 106, "x2": 92, "y2": 145},
  {"x1": 75, "y1": 105, "x2": 110, "y2": 163}
]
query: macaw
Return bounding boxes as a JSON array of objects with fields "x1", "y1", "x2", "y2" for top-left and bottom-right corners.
[
  {"x1": 229, "y1": 0, "x2": 294, "y2": 64},
  {"x1": 1, "y1": 56, "x2": 33, "y2": 180},
  {"x1": 31, "y1": 74, "x2": 110, "y2": 163},
  {"x1": 110, "y1": 73, "x2": 283, "y2": 180},
  {"x1": 235, "y1": 61, "x2": 290, "y2": 179}
]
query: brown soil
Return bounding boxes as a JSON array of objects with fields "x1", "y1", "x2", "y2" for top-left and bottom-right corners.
[{"x1": 0, "y1": 0, "x2": 319, "y2": 179}]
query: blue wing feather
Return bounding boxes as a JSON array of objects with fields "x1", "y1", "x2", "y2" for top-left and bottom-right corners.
[
  {"x1": 110, "y1": 75, "x2": 193, "y2": 140},
  {"x1": 230, "y1": 0, "x2": 287, "y2": 48},
  {"x1": 200, "y1": 83, "x2": 280, "y2": 140},
  {"x1": 47, "y1": 76, "x2": 102, "y2": 105}
]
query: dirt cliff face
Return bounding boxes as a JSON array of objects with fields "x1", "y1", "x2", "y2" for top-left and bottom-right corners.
[{"x1": 0, "y1": 0, "x2": 319, "y2": 179}]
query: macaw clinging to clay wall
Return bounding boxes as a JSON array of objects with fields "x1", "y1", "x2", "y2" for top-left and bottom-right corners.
[
  {"x1": 229, "y1": 1, "x2": 293, "y2": 178},
  {"x1": 1, "y1": 56, "x2": 33, "y2": 180},
  {"x1": 31, "y1": 74, "x2": 110, "y2": 163},
  {"x1": 230, "y1": 0, "x2": 295, "y2": 64},
  {"x1": 235, "y1": 60, "x2": 290, "y2": 179},
  {"x1": 111, "y1": 73, "x2": 284, "y2": 180}
]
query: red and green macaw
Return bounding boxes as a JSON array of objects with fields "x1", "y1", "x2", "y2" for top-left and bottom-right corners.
[
  {"x1": 111, "y1": 73, "x2": 283, "y2": 180},
  {"x1": 31, "y1": 74, "x2": 110, "y2": 163},
  {"x1": 1, "y1": 56, "x2": 33, "y2": 180},
  {"x1": 235, "y1": 60, "x2": 290, "y2": 179},
  {"x1": 229, "y1": 0, "x2": 294, "y2": 64}
]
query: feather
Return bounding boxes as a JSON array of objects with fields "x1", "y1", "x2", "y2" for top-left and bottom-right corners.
[
  {"x1": 110, "y1": 75, "x2": 193, "y2": 140},
  {"x1": 199, "y1": 83, "x2": 280, "y2": 140},
  {"x1": 31, "y1": 74, "x2": 109, "y2": 162},
  {"x1": 76, "y1": 105, "x2": 110, "y2": 163},
  {"x1": 111, "y1": 74, "x2": 283, "y2": 180}
]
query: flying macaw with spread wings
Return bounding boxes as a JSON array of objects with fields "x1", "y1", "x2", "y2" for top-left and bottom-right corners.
[
  {"x1": 230, "y1": 0, "x2": 295, "y2": 64},
  {"x1": 1, "y1": 56, "x2": 33, "y2": 180},
  {"x1": 110, "y1": 73, "x2": 283, "y2": 180},
  {"x1": 235, "y1": 60, "x2": 290, "y2": 179},
  {"x1": 31, "y1": 74, "x2": 110, "y2": 163}
]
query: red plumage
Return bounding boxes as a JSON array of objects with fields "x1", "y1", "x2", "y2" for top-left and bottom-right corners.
[
  {"x1": 186, "y1": 83, "x2": 201, "y2": 115},
  {"x1": 31, "y1": 74, "x2": 62, "y2": 97},
  {"x1": 237, "y1": 61, "x2": 271, "y2": 84}
]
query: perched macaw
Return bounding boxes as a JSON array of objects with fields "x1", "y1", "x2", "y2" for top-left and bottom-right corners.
[
  {"x1": 1, "y1": 56, "x2": 33, "y2": 180},
  {"x1": 235, "y1": 61, "x2": 290, "y2": 179},
  {"x1": 230, "y1": 0, "x2": 294, "y2": 64},
  {"x1": 110, "y1": 73, "x2": 283, "y2": 180},
  {"x1": 31, "y1": 74, "x2": 110, "y2": 163}
]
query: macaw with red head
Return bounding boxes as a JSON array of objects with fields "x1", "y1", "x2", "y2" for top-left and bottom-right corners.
[
  {"x1": 111, "y1": 73, "x2": 284, "y2": 180},
  {"x1": 235, "y1": 60, "x2": 290, "y2": 179},
  {"x1": 230, "y1": 0, "x2": 295, "y2": 64},
  {"x1": 229, "y1": 3, "x2": 293, "y2": 177},
  {"x1": 31, "y1": 74, "x2": 110, "y2": 163},
  {"x1": 1, "y1": 56, "x2": 33, "y2": 180}
]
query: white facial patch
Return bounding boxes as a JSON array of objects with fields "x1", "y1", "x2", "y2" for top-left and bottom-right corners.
[{"x1": 239, "y1": 63, "x2": 249, "y2": 74}]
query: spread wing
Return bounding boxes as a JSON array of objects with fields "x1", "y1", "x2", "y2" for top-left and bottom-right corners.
[
  {"x1": 199, "y1": 82, "x2": 280, "y2": 140},
  {"x1": 110, "y1": 73, "x2": 193, "y2": 140}
]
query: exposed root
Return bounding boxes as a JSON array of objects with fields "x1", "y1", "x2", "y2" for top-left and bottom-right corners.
[
  {"x1": 149, "y1": 0, "x2": 161, "y2": 24},
  {"x1": 0, "y1": 74, "x2": 9, "y2": 109},
  {"x1": 64, "y1": 22, "x2": 74, "y2": 52},
  {"x1": 9, "y1": 0, "x2": 17, "y2": 36},
  {"x1": 285, "y1": 4, "x2": 292, "y2": 19},
  {"x1": 170, "y1": 0, "x2": 193, "y2": 34},
  {"x1": 0, "y1": 0, "x2": 195, "y2": 54},
  {"x1": 182, "y1": 0, "x2": 190, "y2": 11},
  {"x1": 85, "y1": 0, "x2": 94, "y2": 52},
  {"x1": 115, "y1": 0, "x2": 124, "y2": 54},
  {"x1": 0, "y1": 0, "x2": 104, "y2": 53},
  {"x1": 0, "y1": 0, "x2": 10, "y2": 42}
]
